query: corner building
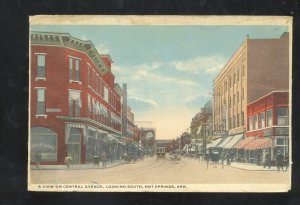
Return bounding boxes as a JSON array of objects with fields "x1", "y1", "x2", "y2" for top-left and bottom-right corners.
[
  {"x1": 213, "y1": 33, "x2": 289, "y2": 138},
  {"x1": 30, "y1": 32, "x2": 123, "y2": 165}
]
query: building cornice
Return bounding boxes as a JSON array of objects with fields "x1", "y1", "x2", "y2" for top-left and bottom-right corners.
[
  {"x1": 247, "y1": 90, "x2": 289, "y2": 106},
  {"x1": 31, "y1": 31, "x2": 110, "y2": 75}
]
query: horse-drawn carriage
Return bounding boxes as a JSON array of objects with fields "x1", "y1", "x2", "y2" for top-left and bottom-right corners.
[
  {"x1": 121, "y1": 152, "x2": 136, "y2": 163},
  {"x1": 205, "y1": 147, "x2": 224, "y2": 169}
]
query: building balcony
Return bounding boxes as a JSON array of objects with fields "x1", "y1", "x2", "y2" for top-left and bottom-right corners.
[{"x1": 56, "y1": 115, "x2": 122, "y2": 135}]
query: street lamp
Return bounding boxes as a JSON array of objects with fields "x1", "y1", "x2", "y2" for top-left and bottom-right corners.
[{"x1": 202, "y1": 123, "x2": 210, "y2": 153}]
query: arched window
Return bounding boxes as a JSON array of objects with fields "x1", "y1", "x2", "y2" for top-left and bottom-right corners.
[{"x1": 30, "y1": 127, "x2": 57, "y2": 161}]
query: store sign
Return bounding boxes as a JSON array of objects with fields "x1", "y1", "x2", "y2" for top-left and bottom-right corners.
[
  {"x1": 214, "y1": 131, "x2": 227, "y2": 136},
  {"x1": 41, "y1": 153, "x2": 57, "y2": 161},
  {"x1": 275, "y1": 127, "x2": 289, "y2": 136}
]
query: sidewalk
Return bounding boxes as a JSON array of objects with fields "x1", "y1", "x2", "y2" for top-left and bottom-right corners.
[
  {"x1": 227, "y1": 162, "x2": 288, "y2": 171},
  {"x1": 31, "y1": 160, "x2": 125, "y2": 170}
]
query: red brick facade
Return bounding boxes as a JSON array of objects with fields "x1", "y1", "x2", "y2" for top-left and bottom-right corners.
[
  {"x1": 30, "y1": 32, "x2": 123, "y2": 165},
  {"x1": 246, "y1": 91, "x2": 289, "y2": 138}
]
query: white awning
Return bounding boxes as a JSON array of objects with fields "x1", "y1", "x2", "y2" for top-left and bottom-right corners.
[
  {"x1": 207, "y1": 138, "x2": 222, "y2": 148},
  {"x1": 223, "y1": 133, "x2": 244, "y2": 149},
  {"x1": 196, "y1": 126, "x2": 202, "y2": 135},
  {"x1": 106, "y1": 133, "x2": 119, "y2": 142},
  {"x1": 217, "y1": 136, "x2": 233, "y2": 148}
]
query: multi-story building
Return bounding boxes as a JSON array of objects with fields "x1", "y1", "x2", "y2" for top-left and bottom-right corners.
[
  {"x1": 30, "y1": 31, "x2": 123, "y2": 165},
  {"x1": 244, "y1": 91, "x2": 289, "y2": 163},
  {"x1": 127, "y1": 106, "x2": 135, "y2": 139},
  {"x1": 140, "y1": 128, "x2": 156, "y2": 155},
  {"x1": 190, "y1": 100, "x2": 213, "y2": 152},
  {"x1": 213, "y1": 32, "x2": 289, "y2": 140}
]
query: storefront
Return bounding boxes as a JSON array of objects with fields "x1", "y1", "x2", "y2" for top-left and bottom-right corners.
[{"x1": 30, "y1": 127, "x2": 58, "y2": 163}]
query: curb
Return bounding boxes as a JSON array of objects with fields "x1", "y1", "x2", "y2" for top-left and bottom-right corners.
[
  {"x1": 30, "y1": 161, "x2": 128, "y2": 171},
  {"x1": 225, "y1": 165, "x2": 287, "y2": 172}
]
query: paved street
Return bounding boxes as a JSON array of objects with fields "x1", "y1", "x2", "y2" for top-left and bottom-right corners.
[{"x1": 30, "y1": 156, "x2": 289, "y2": 184}]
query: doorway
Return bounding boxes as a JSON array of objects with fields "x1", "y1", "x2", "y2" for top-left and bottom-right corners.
[
  {"x1": 67, "y1": 144, "x2": 81, "y2": 164},
  {"x1": 66, "y1": 128, "x2": 82, "y2": 164}
]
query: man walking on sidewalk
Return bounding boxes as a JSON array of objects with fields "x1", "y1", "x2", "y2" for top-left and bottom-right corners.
[
  {"x1": 276, "y1": 150, "x2": 284, "y2": 172},
  {"x1": 101, "y1": 151, "x2": 107, "y2": 167},
  {"x1": 264, "y1": 152, "x2": 271, "y2": 169}
]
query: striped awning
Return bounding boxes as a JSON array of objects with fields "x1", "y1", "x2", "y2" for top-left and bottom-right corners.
[
  {"x1": 243, "y1": 137, "x2": 273, "y2": 150},
  {"x1": 206, "y1": 138, "x2": 222, "y2": 149},
  {"x1": 233, "y1": 137, "x2": 255, "y2": 149},
  {"x1": 216, "y1": 136, "x2": 233, "y2": 148},
  {"x1": 223, "y1": 133, "x2": 244, "y2": 149}
]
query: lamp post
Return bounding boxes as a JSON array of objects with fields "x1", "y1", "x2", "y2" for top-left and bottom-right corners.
[{"x1": 202, "y1": 123, "x2": 210, "y2": 154}]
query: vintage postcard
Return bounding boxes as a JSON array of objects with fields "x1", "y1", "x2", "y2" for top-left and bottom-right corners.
[{"x1": 28, "y1": 15, "x2": 292, "y2": 192}]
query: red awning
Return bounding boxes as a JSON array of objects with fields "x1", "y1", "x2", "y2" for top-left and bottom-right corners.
[
  {"x1": 233, "y1": 137, "x2": 255, "y2": 149},
  {"x1": 243, "y1": 137, "x2": 273, "y2": 150}
]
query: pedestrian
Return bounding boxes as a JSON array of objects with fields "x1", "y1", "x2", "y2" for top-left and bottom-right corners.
[
  {"x1": 64, "y1": 154, "x2": 72, "y2": 169},
  {"x1": 264, "y1": 152, "x2": 271, "y2": 169},
  {"x1": 226, "y1": 153, "x2": 231, "y2": 165},
  {"x1": 276, "y1": 150, "x2": 284, "y2": 171},
  {"x1": 109, "y1": 151, "x2": 113, "y2": 164},
  {"x1": 34, "y1": 152, "x2": 42, "y2": 169},
  {"x1": 101, "y1": 151, "x2": 107, "y2": 167},
  {"x1": 257, "y1": 153, "x2": 261, "y2": 166},
  {"x1": 230, "y1": 151, "x2": 234, "y2": 163},
  {"x1": 284, "y1": 155, "x2": 289, "y2": 171}
]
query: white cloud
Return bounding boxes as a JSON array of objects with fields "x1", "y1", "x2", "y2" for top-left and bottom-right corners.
[
  {"x1": 128, "y1": 96, "x2": 157, "y2": 107},
  {"x1": 131, "y1": 68, "x2": 197, "y2": 86},
  {"x1": 172, "y1": 55, "x2": 226, "y2": 74},
  {"x1": 114, "y1": 62, "x2": 197, "y2": 86},
  {"x1": 80, "y1": 35, "x2": 88, "y2": 40},
  {"x1": 96, "y1": 43, "x2": 110, "y2": 54}
]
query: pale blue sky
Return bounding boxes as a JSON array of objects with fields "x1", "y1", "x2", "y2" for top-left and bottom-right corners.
[{"x1": 31, "y1": 25, "x2": 287, "y2": 139}]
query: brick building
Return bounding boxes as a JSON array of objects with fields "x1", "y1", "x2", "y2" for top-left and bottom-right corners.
[
  {"x1": 242, "y1": 91, "x2": 289, "y2": 163},
  {"x1": 30, "y1": 31, "x2": 124, "y2": 165},
  {"x1": 213, "y1": 32, "x2": 289, "y2": 140}
]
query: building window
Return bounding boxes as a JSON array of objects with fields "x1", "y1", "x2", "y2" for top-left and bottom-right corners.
[
  {"x1": 69, "y1": 90, "x2": 81, "y2": 117},
  {"x1": 225, "y1": 81, "x2": 227, "y2": 92},
  {"x1": 100, "y1": 79, "x2": 103, "y2": 97},
  {"x1": 37, "y1": 55, "x2": 46, "y2": 78},
  {"x1": 229, "y1": 77, "x2": 232, "y2": 88},
  {"x1": 37, "y1": 88, "x2": 45, "y2": 115},
  {"x1": 237, "y1": 92, "x2": 239, "y2": 103},
  {"x1": 104, "y1": 86, "x2": 109, "y2": 103},
  {"x1": 31, "y1": 127, "x2": 57, "y2": 161},
  {"x1": 69, "y1": 57, "x2": 80, "y2": 82},
  {"x1": 260, "y1": 112, "x2": 265, "y2": 128},
  {"x1": 266, "y1": 109, "x2": 273, "y2": 127},
  {"x1": 88, "y1": 65, "x2": 90, "y2": 86},
  {"x1": 75, "y1": 59, "x2": 80, "y2": 81},
  {"x1": 237, "y1": 69, "x2": 240, "y2": 81},
  {"x1": 233, "y1": 73, "x2": 236, "y2": 85},
  {"x1": 233, "y1": 115, "x2": 236, "y2": 128},
  {"x1": 69, "y1": 58, "x2": 73, "y2": 80},
  {"x1": 241, "y1": 111, "x2": 244, "y2": 126},
  {"x1": 277, "y1": 107, "x2": 288, "y2": 126},
  {"x1": 242, "y1": 65, "x2": 245, "y2": 77},
  {"x1": 249, "y1": 117, "x2": 253, "y2": 131},
  {"x1": 88, "y1": 94, "x2": 91, "y2": 118},
  {"x1": 233, "y1": 94, "x2": 235, "y2": 106},
  {"x1": 253, "y1": 114, "x2": 258, "y2": 130},
  {"x1": 242, "y1": 88, "x2": 244, "y2": 100},
  {"x1": 237, "y1": 113, "x2": 240, "y2": 127}
]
